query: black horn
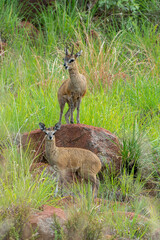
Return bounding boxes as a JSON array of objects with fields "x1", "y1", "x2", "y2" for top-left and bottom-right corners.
[
  {"x1": 71, "y1": 45, "x2": 74, "y2": 55},
  {"x1": 65, "y1": 46, "x2": 69, "y2": 55}
]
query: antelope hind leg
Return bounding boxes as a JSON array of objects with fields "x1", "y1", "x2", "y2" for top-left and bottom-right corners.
[
  {"x1": 59, "y1": 169, "x2": 73, "y2": 196},
  {"x1": 54, "y1": 174, "x2": 60, "y2": 196},
  {"x1": 55, "y1": 99, "x2": 65, "y2": 129}
]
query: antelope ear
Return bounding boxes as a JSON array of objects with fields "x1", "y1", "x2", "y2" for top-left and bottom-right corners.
[
  {"x1": 75, "y1": 50, "x2": 82, "y2": 58},
  {"x1": 39, "y1": 122, "x2": 46, "y2": 131},
  {"x1": 54, "y1": 124, "x2": 61, "y2": 131},
  {"x1": 71, "y1": 45, "x2": 74, "y2": 55}
]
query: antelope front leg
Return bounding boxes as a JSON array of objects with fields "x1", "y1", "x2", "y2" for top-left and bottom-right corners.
[
  {"x1": 65, "y1": 107, "x2": 70, "y2": 124},
  {"x1": 54, "y1": 173, "x2": 60, "y2": 196},
  {"x1": 76, "y1": 97, "x2": 82, "y2": 124},
  {"x1": 59, "y1": 169, "x2": 72, "y2": 196},
  {"x1": 70, "y1": 97, "x2": 74, "y2": 124}
]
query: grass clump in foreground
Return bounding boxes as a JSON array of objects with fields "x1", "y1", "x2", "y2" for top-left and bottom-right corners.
[
  {"x1": 0, "y1": 141, "x2": 57, "y2": 239},
  {"x1": 53, "y1": 185, "x2": 158, "y2": 239}
]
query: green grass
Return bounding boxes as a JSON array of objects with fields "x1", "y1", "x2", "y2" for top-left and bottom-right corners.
[
  {"x1": 0, "y1": 143, "x2": 57, "y2": 239},
  {"x1": 0, "y1": 0, "x2": 160, "y2": 238},
  {"x1": 53, "y1": 185, "x2": 156, "y2": 239},
  {"x1": 0, "y1": 143, "x2": 57, "y2": 208}
]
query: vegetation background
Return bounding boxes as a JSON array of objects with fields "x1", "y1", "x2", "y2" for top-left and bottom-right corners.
[{"x1": 0, "y1": 0, "x2": 160, "y2": 239}]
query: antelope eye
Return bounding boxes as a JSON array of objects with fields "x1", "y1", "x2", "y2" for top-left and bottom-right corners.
[{"x1": 69, "y1": 59, "x2": 75, "y2": 63}]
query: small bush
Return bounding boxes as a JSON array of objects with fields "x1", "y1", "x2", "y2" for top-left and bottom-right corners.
[{"x1": 64, "y1": 211, "x2": 103, "y2": 240}]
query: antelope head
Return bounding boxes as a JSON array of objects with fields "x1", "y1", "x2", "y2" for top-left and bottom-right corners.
[
  {"x1": 39, "y1": 123, "x2": 58, "y2": 141},
  {"x1": 63, "y1": 45, "x2": 82, "y2": 70}
]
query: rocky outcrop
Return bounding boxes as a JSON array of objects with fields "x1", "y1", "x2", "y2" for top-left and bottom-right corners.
[
  {"x1": 0, "y1": 218, "x2": 14, "y2": 240},
  {"x1": 21, "y1": 200, "x2": 148, "y2": 240},
  {"x1": 21, "y1": 124, "x2": 121, "y2": 172},
  {"x1": 22, "y1": 205, "x2": 66, "y2": 240}
]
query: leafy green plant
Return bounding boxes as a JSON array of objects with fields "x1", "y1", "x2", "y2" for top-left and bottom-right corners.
[{"x1": 98, "y1": 0, "x2": 139, "y2": 13}]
